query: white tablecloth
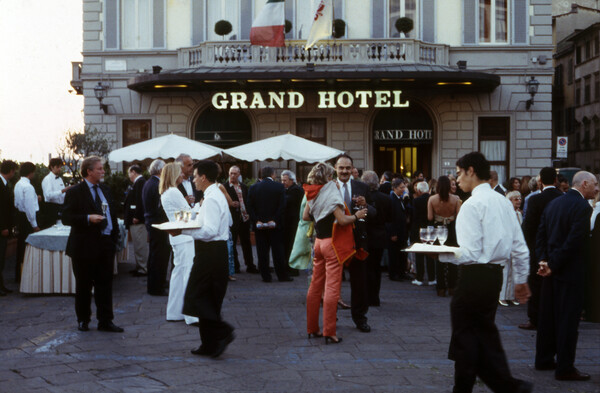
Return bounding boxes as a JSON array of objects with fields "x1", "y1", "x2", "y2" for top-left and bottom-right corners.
[{"x1": 20, "y1": 222, "x2": 129, "y2": 294}]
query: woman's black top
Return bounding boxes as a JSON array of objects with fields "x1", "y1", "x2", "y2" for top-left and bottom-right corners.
[{"x1": 314, "y1": 213, "x2": 336, "y2": 239}]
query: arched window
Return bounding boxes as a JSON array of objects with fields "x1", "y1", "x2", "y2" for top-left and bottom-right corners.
[{"x1": 194, "y1": 107, "x2": 252, "y2": 149}]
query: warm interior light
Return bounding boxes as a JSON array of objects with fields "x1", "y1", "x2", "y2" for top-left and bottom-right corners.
[
  {"x1": 381, "y1": 78, "x2": 416, "y2": 82},
  {"x1": 437, "y1": 82, "x2": 472, "y2": 86},
  {"x1": 247, "y1": 79, "x2": 282, "y2": 83},
  {"x1": 203, "y1": 80, "x2": 237, "y2": 83},
  {"x1": 291, "y1": 79, "x2": 326, "y2": 82},
  {"x1": 154, "y1": 84, "x2": 189, "y2": 88}
]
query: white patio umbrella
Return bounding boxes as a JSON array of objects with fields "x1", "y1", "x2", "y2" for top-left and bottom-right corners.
[
  {"x1": 108, "y1": 134, "x2": 222, "y2": 162},
  {"x1": 222, "y1": 134, "x2": 344, "y2": 163}
]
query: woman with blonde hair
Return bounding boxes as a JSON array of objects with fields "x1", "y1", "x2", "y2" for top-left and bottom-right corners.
[
  {"x1": 303, "y1": 162, "x2": 367, "y2": 344},
  {"x1": 499, "y1": 190, "x2": 523, "y2": 307},
  {"x1": 159, "y1": 162, "x2": 198, "y2": 325}
]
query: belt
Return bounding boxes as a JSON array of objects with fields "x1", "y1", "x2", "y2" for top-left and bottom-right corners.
[{"x1": 459, "y1": 263, "x2": 502, "y2": 271}]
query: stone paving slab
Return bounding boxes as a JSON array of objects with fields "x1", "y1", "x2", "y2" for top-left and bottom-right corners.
[{"x1": 0, "y1": 247, "x2": 598, "y2": 393}]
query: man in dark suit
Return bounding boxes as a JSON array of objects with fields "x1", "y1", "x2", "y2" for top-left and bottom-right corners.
[
  {"x1": 143, "y1": 159, "x2": 170, "y2": 296},
  {"x1": 489, "y1": 170, "x2": 506, "y2": 196},
  {"x1": 223, "y1": 165, "x2": 258, "y2": 274},
  {"x1": 176, "y1": 154, "x2": 203, "y2": 206},
  {"x1": 387, "y1": 178, "x2": 409, "y2": 282},
  {"x1": 335, "y1": 155, "x2": 376, "y2": 333},
  {"x1": 362, "y1": 171, "x2": 391, "y2": 307},
  {"x1": 379, "y1": 171, "x2": 393, "y2": 195},
  {"x1": 535, "y1": 171, "x2": 598, "y2": 381},
  {"x1": 247, "y1": 166, "x2": 291, "y2": 282},
  {"x1": 62, "y1": 156, "x2": 123, "y2": 333},
  {"x1": 0, "y1": 160, "x2": 18, "y2": 296},
  {"x1": 124, "y1": 165, "x2": 148, "y2": 276},
  {"x1": 518, "y1": 167, "x2": 562, "y2": 330},
  {"x1": 281, "y1": 170, "x2": 304, "y2": 276},
  {"x1": 411, "y1": 181, "x2": 434, "y2": 285}
]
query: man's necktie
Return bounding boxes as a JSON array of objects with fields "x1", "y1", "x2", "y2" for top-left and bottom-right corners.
[
  {"x1": 93, "y1": 185, "x2": 102, "y2": 211},
  {"x1": 343, "y1": 183, "x2": 351, "y2": 209}
]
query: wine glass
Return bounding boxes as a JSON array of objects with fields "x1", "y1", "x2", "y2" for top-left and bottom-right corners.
[
  {"x1": 174, "y1": 211, "x2": 182, "y2": 221},
  {"x1": 419, "y1": 228, "x2": 428, "y2": 244},
  {"x1": 437, "y1": 226, "x2": 448, "y2": 246},
  {"x1": 426, "y1": 226, "x2": 436, "y2": 244}
]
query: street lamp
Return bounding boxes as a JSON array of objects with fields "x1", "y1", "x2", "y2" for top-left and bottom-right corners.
[
  {"x1": 525, "y1": 76, "x2": 540, "y2": 110},
  {"x1": 93, "y1": 82, "x2": 109, "y2": 114}
]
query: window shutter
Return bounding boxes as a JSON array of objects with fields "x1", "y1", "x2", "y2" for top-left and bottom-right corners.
[
  {"x1": 153, "y1": 0, "x2": 165, "y2": 48},
  {"x1": 192, "y1": 0, "x2": 205, "y2": 45},
  {"x1": 105, "y1": 0, "x2": 119, "y2": 49},
  {"x1": 421, "y1": 0, "x2": 435, "y2": 43},
  {"x1": 463, "y1": 0, "x2": 476, "y2": 44},
  {"x1": 512, "y1": 0, "x2": 528, "y2": 44}
]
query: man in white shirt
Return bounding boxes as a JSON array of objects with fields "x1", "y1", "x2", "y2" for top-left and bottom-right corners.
[
  {"x1": 438, "y1": 152, "x2": 532, "y2": 393},
  {"x1": 172, "y1": 160, "x2": 234, "y2": 358},
  {"x1": 41, "y1": 158, "x2": 72, "y2": 227},
  {"x1": 14, "y1": 162, "x2": 40, "y2": 283}
]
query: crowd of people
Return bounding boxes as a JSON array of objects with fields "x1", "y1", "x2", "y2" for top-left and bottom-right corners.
[{"x1": 0, "y1": 151, "x2": 598, "y2": 391}]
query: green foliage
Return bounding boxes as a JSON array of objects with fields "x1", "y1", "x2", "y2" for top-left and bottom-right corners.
[
  {"x1": 214, "y1": 20, "x2": 233, "y2": 37},
  {"x1": 243, "y1": 177, "x2": 258, "y2": 188},
  {"x1": 395, "y1": 17, "x2": 414, "y2": 34},
  {"x1": 285, "y1": 19, "x2": 292, "y2": 34},
  {"x1": 333, "y1": 19, "x2": 346, "y2": 39},
  {"x1": 57, "y1": 126, "x2": 112, "y2": 181}
]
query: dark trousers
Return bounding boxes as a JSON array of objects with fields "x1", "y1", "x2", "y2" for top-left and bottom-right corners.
[
  {"x1": 183, "y1": 240, "x2": 233, "y2": 351},
  {"x1": 436, "y1": 261, "x2": 457, "y2": 290},
  {"x1": 231, "y1": 219, "x2": 255, "y2": 270},
  {"x1": 255, "y1": 228, "x2": 288, "y2": 281},
  {"x1": 449, "y1": 264, "x2": 524, "y2": 393},
  {"x1": 15, "y1": 211, "x2": 33, "y2": 283},
  {"x1": 366, "y1": 247, "x2": 384, "y2": 306},
  {"x1": 349, "y1": 257, "x2": 369, "y2": 326},
  {"x1": 146, "y1": 226, "x2": 170, "y2": 294},
  {"x1": 535, "y1": 276, "x2": 583, "y2": 376},
  {"x1": 387, "y1": 238, "x2": 408, "y2": 279},
  {"x1": 71, "y1": 236, "x2": 115, "y2": 323},
  {"x1": 527, "y1": 273, "x2": 542, "y2": 326},
  {"x1": 0, "y1": 236, "x2": 7, "y2": 287},
  {"x1": 41, "y1": 202, "x2": 62, "y2": 229},
  {"x1": 416, "y1": 253, "x2": 435, "y2": 282}
]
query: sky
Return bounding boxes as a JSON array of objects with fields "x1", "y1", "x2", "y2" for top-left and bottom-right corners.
[{"x1": 0, "y1": 0, "x2": 83, "y2": 163}]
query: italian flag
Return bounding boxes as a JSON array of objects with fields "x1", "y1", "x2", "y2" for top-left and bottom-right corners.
[{"x1": 250, "y1": 0, "x2": 285, "y2": 47}]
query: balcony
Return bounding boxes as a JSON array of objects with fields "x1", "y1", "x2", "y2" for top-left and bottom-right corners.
[
  {"x1": 70, "y1": 62, "x2": 83, "y2": 95},
  {"x1": 178, "y1": 39, "x2": 449, "y2": 68}
]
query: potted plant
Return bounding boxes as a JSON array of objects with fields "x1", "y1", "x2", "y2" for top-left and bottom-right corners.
[
  {"x1": 333, "y1": 19, "x2": 346, "y2": 39},
  {"x1": 285, "y1": 19, "x2": 292, "y2": 35},
  {"x1": 395, "y1": 17, "x2": 413, "y2": 38},
  {"x1": 214, "y1": 20, "x2": 233, "y2": 40}
]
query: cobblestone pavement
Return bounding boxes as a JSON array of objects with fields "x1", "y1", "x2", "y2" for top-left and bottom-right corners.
[{"x1": 0, "y1": 248, "x2": 598, "y2": 393}]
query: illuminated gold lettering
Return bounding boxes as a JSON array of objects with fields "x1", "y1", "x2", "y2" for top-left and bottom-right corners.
[
  {"x1": 288, "y1": 92, "x2": 304, "y2": 109},
  {"x1": 336, "y1": 91, "x2": 354, "y2": 108},
  {"x1": 268, "y1": 92, "x2": 286, "y2": 108},
  {"x1": 230, "y1": 92, "x2": 248, "y2": 109},
  {"x1": 212, "y1": 92, "x2": 229, "y2": 109},
  {"x1": 249, "y1": 92, "x2": 266, "y2": 109},
  {"x1": 392, "y1": 90, "x2": 409, "y2": 107},
  {"x1": 355, "y1": 91, "x2": 372, "y2": 108},
  {"x1": 318, "y1": 91, "x2": 336, "y2": 108},
  {"x1": 374, "y1": 91, "x2": 391, "y2": 108}
]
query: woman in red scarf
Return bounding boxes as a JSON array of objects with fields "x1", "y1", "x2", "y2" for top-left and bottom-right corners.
[{"x1": 302, "y1": 162, "x2": 367, "y2": 344}]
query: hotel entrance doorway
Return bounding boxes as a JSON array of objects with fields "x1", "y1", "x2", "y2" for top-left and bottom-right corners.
[{"x1": 372, "y1": 104, "x2": 433, "y2": 179}]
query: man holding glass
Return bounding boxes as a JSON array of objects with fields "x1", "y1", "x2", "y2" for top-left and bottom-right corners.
[{"x1": 436, "y1": 152, "x2": 532, "y2": 393}]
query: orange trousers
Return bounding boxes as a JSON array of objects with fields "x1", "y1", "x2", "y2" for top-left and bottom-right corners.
[{"x1": 306, "y1": 238, "x2": 343, "y2": 337}]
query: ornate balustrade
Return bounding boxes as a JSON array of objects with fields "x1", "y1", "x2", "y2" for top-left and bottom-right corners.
[{"x1": 178, "y1": 39, "x2": 449, "y2": 68}]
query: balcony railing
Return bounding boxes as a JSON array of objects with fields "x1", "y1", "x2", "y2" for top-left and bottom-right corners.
[{"x1": 178, "y1": 39, "x2": 449, "y2": 68}]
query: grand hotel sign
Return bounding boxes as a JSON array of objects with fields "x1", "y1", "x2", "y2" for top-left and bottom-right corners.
[{"x1": 211, "y1": 90, "x2": 410, "y2": 110}]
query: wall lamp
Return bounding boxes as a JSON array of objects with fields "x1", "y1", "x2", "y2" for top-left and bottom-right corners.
[
  {"x1": 93, "y1": 82, "x2": 110, "y2": 114},
  {"x1": 525, "y1": 76, "x2": 540, "y2": 110}
]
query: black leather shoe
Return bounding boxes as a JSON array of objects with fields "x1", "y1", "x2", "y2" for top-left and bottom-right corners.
[
  {"x1": 78, "y1": 321, "x2": 89, "y2": 331},
  {"x1": 356, "y1": 322, "x2": 371, "y2": 333},
  {"x1": 191, "y1": 346, "x2": 213, "y2": 356},
  {"x1": 211, "y1": 332, "x2": 235, "y2": 358},
  {"x1": 535, "y1": 362, "x2": 556, "y2": 371},
  {"x1": 518, "y1": 321, "x2": 536, "y2": 330},
  {"x1": 97, "y1": 322, "x2": 124, "y2": 333},
  {"x1": 246, "y1": 266, "x2": 260, "y2": 274},
  {"x1": 555, "y1": 369, "x2": 590, "y2": 381}
]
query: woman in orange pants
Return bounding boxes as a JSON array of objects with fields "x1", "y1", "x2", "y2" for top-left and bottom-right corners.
[{"x1": 303, "y1": 162, "x2": 367, "y2": 344}]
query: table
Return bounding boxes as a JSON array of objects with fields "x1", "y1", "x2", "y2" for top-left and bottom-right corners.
[{"x1": 20, "y1": 221, "x2": 128, "y2": 294}]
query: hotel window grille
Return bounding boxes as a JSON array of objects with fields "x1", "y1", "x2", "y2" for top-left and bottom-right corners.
[
  {"x1": 122, "y1": 120, "x2": 151, "y2": 147},
  {"x1": 478, "y1": 117, "x2": 509, "y2": 186}
]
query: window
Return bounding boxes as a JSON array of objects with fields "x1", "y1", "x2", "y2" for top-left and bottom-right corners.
[
  {"x1": 594, "y1": 118, "x2": 600, "y2": 149},
  {"x1": 389, "y1": 0, "x2": 417, "y2": 38},
  {"x1": 583, "y1": 120, "x2": 591, "y2": 150},
  {"x1": 296, "y1": 118, "x2": 327, "y2": 182},
  {"x1": 585, "y1": 40, "x2": 591, "y2": 60},
  {"x1": 595, "y1": 72, "x2": 600, "y2": 102},
  {"x1": 567, "y1": 58, "x2": 573, "y2": 84},
  {"x1": 575, "y1": 79, "x2": 581, "y2": 106},
  {"x1": 479, "y1": 117, "x2": 509, "y2": 185},
  {"x1": 122, "y1": 0, "x2": 157, "y2": 49},
  {"x1": 479, "y1": 0, "x2": 508, "y2": 43},
  {"x1": 594, "y1": 35, "x2": 599, "y2": 57},
  {"x1": 122, "y1": 120, "x2": 151, "y2": 147},
  {"x1": 576, "y1": 45, "x2": 582, "y2": 64},
  {"x1": 554, "y1": 64, "x2": 563, "y2": 87},
  {"x1": 284, "y1": 0, "x2": 295, "y2": 39},
  {"x1": 584, "y1": 76, "x2": 591, "y2": 104}
]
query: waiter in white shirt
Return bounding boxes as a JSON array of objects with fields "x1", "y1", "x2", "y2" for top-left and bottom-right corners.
[
  {"x1": 168, "y1": 160, "x2": 234, "y2": 359},
  {"x1": 41, "y1": 158, "x2": 72, "y2": 227},
  {"x1": 436, "y1": 152, "x2": 532, "y2": 393},
  {"x1": 14, "y1": 162, "x2": 40, "y2": 283}
]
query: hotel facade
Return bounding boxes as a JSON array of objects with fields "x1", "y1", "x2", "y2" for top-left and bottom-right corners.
[{"x1": 73, "y1": 0, "x2": 555, "y2": 182}]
